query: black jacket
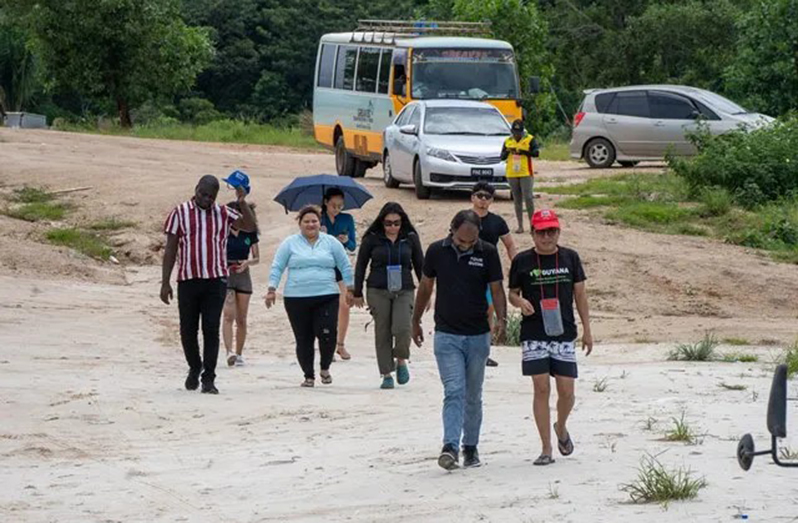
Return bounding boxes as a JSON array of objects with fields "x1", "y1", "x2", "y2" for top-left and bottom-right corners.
[{"x1": 354, "y1": 230, "x2": 424, "y2": 297}]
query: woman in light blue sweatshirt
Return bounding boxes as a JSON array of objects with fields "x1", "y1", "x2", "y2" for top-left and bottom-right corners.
[{"x1": 265, "y1": 205, "x2": 354, "y2": 387}]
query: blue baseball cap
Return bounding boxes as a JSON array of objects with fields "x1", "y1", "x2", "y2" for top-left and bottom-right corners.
[{"x1": 222, "y1": 170, "x2": 251, "y2": 194}]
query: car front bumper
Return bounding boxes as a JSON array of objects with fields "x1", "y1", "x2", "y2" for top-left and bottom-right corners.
[{"x1": 421, "y1": 155, "x2": 510, "y2": 190}]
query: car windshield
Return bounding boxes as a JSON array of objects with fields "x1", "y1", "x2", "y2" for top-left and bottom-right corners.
[
  {"x1": 423, "y1": 107, "x2": 510, "y2": 135},
  {"x1": 696, "y1": 91, "x2": 750, "y2": 115},
  {"x1": 411, "y1": 48, "x2": 519, "y2": 100}
]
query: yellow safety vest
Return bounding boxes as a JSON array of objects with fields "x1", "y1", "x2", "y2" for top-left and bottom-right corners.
[{"x1": 504, "y1": 134, "x2": 535, "y2": 178}]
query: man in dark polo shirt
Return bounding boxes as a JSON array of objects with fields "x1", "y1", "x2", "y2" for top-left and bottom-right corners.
[
  {"x1": 161, "y1": 174, "x2": 256, "y2": 395},
  {"x1": 412, "y1": 210, "x2": 507, "y2": 470},
  {"x1": 470, "y1": 181, "x2": 518, "y2": 367}
]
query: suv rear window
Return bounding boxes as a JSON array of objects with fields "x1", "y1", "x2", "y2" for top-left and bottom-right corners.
[
  {"x1": 594, "y1": 93, "x2": 615, "y2": 113},
  {"x1": 607, "y1": 91, "x2": 649, "y2": 118}
]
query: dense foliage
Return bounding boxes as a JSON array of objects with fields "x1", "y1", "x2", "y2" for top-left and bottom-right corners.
[{"x1": 0, "y1": 0, "x2": 796, "y2": 131}]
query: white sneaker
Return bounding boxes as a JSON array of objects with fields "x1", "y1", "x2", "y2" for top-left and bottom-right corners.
[
  {"x1": 234, "y1": 355, "x2": 245, "y2": 366},
  {"x1": 226, "y1": 352, "x2": 237, "y2": 367}
]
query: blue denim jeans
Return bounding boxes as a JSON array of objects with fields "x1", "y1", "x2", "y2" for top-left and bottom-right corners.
[{"x1": 433, "y1": 330, "x2": 491, "y2": 448}]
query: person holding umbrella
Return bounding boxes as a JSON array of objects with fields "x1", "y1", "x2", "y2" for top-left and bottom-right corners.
[
  {"x1": 265, "y1": 205, "x2": 354, "y2": 387},
  {"x1": 321, "y1": 187, "x2": 357, "y2": 361},
  {"x1": 352, "y1": 202, "x2": 424, "y2": 389}
]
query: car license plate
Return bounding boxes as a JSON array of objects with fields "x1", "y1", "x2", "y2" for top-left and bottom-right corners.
[{"x1": 471, "y1": 168, "x2": 493, "y2": 177}]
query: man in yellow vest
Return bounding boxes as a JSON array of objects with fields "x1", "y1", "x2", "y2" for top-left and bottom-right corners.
[{"x1": 501, "y1": 119, "x2": 540, "y2": 233}]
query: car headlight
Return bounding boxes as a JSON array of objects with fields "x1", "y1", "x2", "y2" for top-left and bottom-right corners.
[{"x1": 426, "y1": 147, "x2": 457, "y2": 162}]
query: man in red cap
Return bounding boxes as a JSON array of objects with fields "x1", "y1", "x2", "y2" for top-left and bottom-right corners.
[{"x1": 507, "y1": 209, "x2": 593, "y2": 466}]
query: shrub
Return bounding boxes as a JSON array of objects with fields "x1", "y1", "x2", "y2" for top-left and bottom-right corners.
[{"x1": 670, "y1": 117, "x2": 798, "y2": 205}]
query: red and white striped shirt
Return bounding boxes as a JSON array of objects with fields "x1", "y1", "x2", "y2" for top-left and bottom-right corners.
[{"x1": 163, "y1": 200, "x2": 241, "y2": 281}]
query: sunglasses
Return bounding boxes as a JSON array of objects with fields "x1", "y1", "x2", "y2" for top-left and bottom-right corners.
[
  {"x1": 383, "y1": 219, "x2": 402, "y2": 227},
  {"x1": 473, "y1": 192, "x2": 493, "y2": 200},
  {"x1": 534, "y1": 228, "x2": 559, "y2": 237}
]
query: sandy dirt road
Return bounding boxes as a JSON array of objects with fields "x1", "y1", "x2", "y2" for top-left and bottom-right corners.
[{"x1": 1, "y1": 129, "x2": 797, "y2": 522}]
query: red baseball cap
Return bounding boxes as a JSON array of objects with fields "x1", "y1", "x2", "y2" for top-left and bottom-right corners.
[{"x1": 531, "y1": 209, "x2": 560, "y2": 230}]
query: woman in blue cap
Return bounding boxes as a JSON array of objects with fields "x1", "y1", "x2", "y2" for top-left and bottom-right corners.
[
  {"x1": 220, "y1": 171, "x2": 258, "y2": 367},
  {"x1": 320, "y1": 187, "x2": 357, "y2": 360}
]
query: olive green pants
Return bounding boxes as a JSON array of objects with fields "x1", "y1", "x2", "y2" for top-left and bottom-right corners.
[
  {"x1": 509, "y1": 176, "x2": 534, "y2": 230},
  {"x1": 366, "y1": 288, "x2": 414, "y2": 376}
]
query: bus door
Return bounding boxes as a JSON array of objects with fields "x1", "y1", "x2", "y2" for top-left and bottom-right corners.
[{"x1": 391, "y1": 49, "x2": 409, "y2": 116}]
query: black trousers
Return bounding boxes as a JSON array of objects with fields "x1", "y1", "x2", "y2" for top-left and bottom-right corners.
[
  {"x1": 284, "y1": 294, "x2": 339, "y2": 379},
  {"x1": 178, "y1": 278, "x2": 227, "y2": 383}
]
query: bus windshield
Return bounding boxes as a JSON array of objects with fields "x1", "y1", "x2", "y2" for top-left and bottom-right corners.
[{"x1": 411, "y1": 48, "x2": 519, "y2": 101}]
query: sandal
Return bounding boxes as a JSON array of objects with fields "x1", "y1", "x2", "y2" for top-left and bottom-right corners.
[
  {"x1": 533, "y1": 454, "x2": 555, "y2": 466},
  {"x1": 300, "y1": 378, "x2": 315, "y2": 388},
  {"x1": 320, "y1": 371, "x2": 333, "y2": 385},
  {"x1": 554, "y1": 422, "x2": 574, "y2": 456},
  {"x1": 336, "y1": 343, "x2": 351, "y2": 360}
]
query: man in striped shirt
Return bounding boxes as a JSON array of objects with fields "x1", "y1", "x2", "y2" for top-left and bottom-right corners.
[{"x1": 161, "y1": 175, "x2": 256, "y2": 394}]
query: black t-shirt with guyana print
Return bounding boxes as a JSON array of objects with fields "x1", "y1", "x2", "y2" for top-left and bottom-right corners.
[{"x1": 508, "y1": 246, "x2": 586, "y2": 343}]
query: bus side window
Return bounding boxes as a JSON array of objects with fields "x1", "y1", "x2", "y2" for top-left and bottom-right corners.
[
  {"x1": 393, "y1": 65, "x2": 406, "y2": 97},
  {"x1": 356, "y1": 47, "x2": 380, "y2": 93},
  {"x1": 334, "y1": 46, "x2": 357, "y2": 90},
  {"x1": 378, "y1": 49, "x2": 391, "y2": 94},
  {"x1": 317, "y1": 44, "x2": 335, "y2": 88},
  {"x1": 391, "y1": 49, "x2": 408, "y2": 97}
]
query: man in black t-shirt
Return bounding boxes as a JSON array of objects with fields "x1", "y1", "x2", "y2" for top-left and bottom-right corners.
[
  {"x1": 413, "y1": 210, "x2": 506, "y2": 471},
  {"x1": 508, "y1": 209, "x2": 593, "y2": 467},
  {"x1": 470, "y1": 181, "x2": 518, "y2": 368}
]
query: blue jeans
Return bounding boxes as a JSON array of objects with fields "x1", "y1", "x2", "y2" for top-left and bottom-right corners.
[{"x1": 433, "y1": 331, "x2": 491, "y2": 448}]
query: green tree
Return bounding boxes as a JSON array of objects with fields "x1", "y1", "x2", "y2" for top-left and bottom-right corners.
[
  {"x1": 29, "y1": 0, "x2": 212, "y2": 127},
  {"x1": 186, "y1": 0, "x2": 422, "y2": 121},
  {"x1": 0, "y1": 11, "x2": 41, "y2": 111},
  {"x1": 726, "y1": 0, "x2": 798, "y2": 116}
]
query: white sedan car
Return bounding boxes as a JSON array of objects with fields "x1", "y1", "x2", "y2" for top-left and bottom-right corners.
[{"x1": 382, "y1": 100, "x2": 511, "y2": 199}]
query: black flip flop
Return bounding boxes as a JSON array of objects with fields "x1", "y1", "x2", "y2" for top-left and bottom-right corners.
[
  {"x1": 554, "y1": 423, "x2": 574, "y2": 456},
  {"x1": 533, "y1": 454, "x2": 555, "y2": 466}
]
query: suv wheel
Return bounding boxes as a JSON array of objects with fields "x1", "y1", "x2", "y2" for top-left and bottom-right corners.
[
  {"x1": 584, "y1": 138, "x2": 616, "y2": 169},
  {"x1": 413, "y1": 160, "x2": 431, "y2": 200},
  {"x1": 383, "y1": 153, "x2": 400, "y2": 188}
]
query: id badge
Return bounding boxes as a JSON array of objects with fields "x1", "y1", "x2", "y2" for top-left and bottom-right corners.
[
  {"x1": 387, "y1": 264, "x2": 403, "y2": 292},
  {"x1": 540, "y1": 298, "x2": 565, "y2": 337},
  {"x1": 512, "y1": 154, "x2": 522, "y2": 173}
]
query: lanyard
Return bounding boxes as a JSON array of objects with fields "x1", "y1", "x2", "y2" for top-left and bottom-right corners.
[
  {"x1": 535, "y1": 250, "x2": 559, "y2": 301},
  {"x1": 387, "y1": 238, "x2": 403, "y2": 265}
]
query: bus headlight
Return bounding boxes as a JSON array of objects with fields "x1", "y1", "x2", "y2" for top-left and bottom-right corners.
[{"x1": 426, "y1": 147, "x2": 457, "y2": 162}]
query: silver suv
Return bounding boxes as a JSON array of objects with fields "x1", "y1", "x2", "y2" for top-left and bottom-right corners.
[{"x1": 570, "y1": 85, "x2": 774, "y2": 168}]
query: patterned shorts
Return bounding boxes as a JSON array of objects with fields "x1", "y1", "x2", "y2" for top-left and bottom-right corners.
[{"x1": 521, "y1": 340, "x2": 578, "y2": 377}]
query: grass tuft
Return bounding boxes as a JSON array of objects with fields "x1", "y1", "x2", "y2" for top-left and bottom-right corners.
[
  {"x1": 783, "y1": 341, "x2": 798, "y2": 378},
  {"x1": 723, "y1": 337, "x2": 750, "y2": 346},
  {"x1": 664, "y1": 412, "x2": 697, "y2": 443},
  {"x1": 11, "y1": 186, "x2": 53, "y2": 203},
  {"x1": 668, "y1": 332, "x2": 719, "y2": 362},
  {"x1": 88, "y1": 218, "x2": 136, "y2": 231},
  {"x1": 4, "y1": 202, "x2": 69, "y2": 222},
  {"x1": 46, "y1": 228, "x2": 113, "y2": 260},
  {"x1": 718, "y1": 382, "x2": 747, "y2": 391},
  {"x1": 621, "y1": 455, "x2": 707, "y2": 505},
  {"x1": 501, "y1": 312, "x2": 522, "y2": 346},
  {"x1": 720, "y1": 352, "x2": 758, "y2": 363},
  {"x1": 593, "y1": 376, "x2": 610, "y2": 393}
]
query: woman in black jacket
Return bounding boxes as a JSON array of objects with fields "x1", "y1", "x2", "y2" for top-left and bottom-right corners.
[{"x1": 352, "y1": 202, "x2": 424, "y2": 389}]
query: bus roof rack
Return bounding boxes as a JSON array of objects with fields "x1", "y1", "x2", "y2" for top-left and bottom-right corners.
[{"x1": 353, "y1": 19, "x2": 492, "y2": 42}]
